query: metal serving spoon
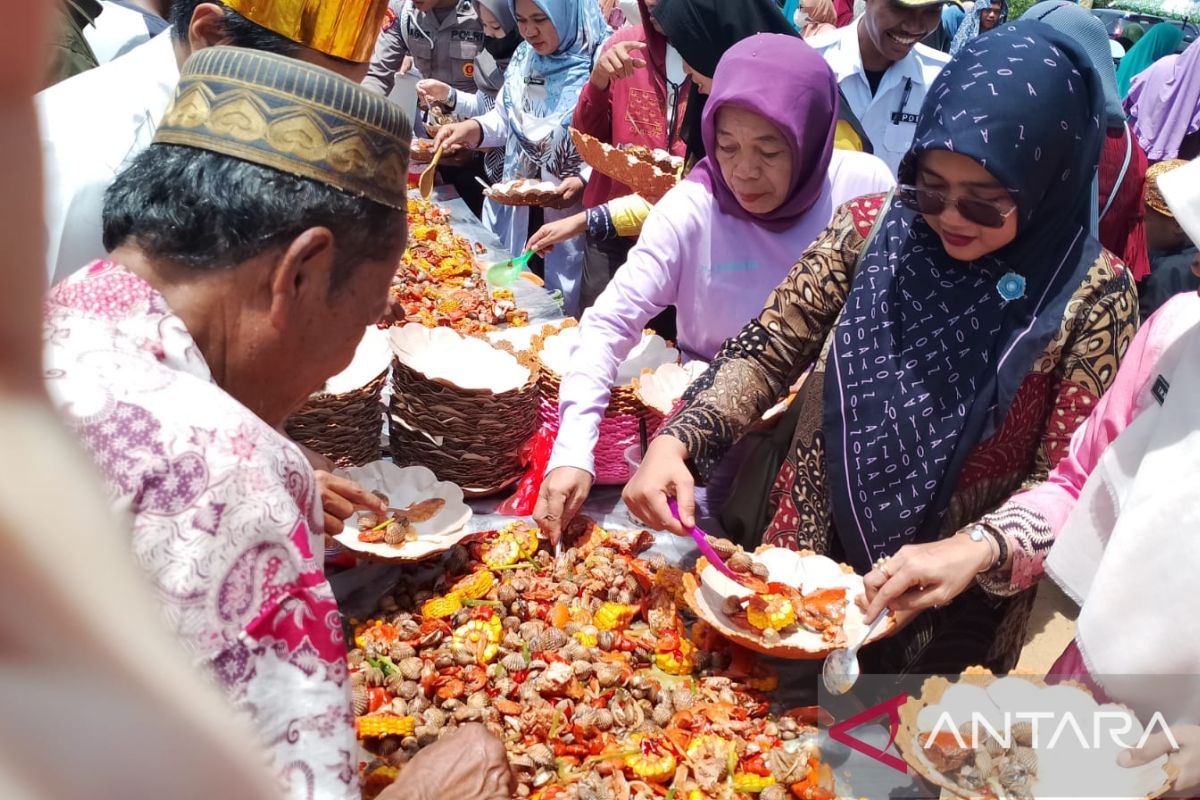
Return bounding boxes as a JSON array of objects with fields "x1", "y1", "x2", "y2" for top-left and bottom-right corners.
[{"x1": 821, "y1": 610, "x2": 891, "y2": 695}]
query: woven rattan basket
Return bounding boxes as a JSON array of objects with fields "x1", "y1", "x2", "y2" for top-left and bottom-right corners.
[
  {"x1": 285, "y1": 328, "x2": 391, "y2": 467},
  {"x1": 536, "y1": 326, "x2": 680, "y2": 485},
  {"x1": 387, "y1": 324, "x2": 539, "y2": 495}
]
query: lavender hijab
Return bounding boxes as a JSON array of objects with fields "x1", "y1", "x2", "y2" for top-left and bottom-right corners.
[
  {"x1": 1125, "y1": 39, "x2": 1200, "y2": 162},
  {"x1": 686, "y1": 34, "x2": 837, "y2": 233}
]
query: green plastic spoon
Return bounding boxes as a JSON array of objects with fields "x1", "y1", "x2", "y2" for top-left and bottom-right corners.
[{"x1": 486, "y1": 249, "x2": 534, "y2": 287}]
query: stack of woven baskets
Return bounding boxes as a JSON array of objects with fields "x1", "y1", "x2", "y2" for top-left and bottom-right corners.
[
  {"x1": 388, "y1": 324, "x2": 540, "y2": 495},
  {"x1": 286, "y1": 327, "x2": 391, "y2": 468},
  {"x1": 536, "y1": 322, "x2": 682, "y2": 485}
]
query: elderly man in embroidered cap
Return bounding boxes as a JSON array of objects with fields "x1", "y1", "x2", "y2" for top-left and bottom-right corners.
[
  {"x1": 42, "y1": 46, "x2": 513, "y2": 800},
  {"x1": 38, "y1": 0, "x2": 390, "y2": 287}
]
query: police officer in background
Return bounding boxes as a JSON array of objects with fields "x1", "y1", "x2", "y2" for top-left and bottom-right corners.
[
  {"x1": 364, "y1": 0, "x2": 483, "y2": 107},
  {"x1": 365, "y1": 0, "x2": 488, "y2": 212}
]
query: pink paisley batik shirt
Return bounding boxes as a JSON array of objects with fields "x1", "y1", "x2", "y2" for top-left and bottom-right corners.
[{"x1": 43, "y1": 261, "x2": 358, "y2": 800}]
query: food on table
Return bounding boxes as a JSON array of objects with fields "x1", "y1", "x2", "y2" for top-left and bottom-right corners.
[
  {"x1": 712, "y1": 543, "x2": 850, "y2": 646},
  {"x1": 410, "y1": 138, "x2": 438, "y2": 162},
  {"x1": 347, "y1": 520, "x2": 836, "y2": 800},
  {"x1": 485, "y1": 179, "x2": 562, "y2": 207},
  {"x1": 619, "y1": 144, "x2": 684, "y2": 176},
  {"x1": 570, "y1": 127, "x2": 679, "y2": 203},
  {"x1": 389, "y1": 198, "x2": 527, "y2": 334}
]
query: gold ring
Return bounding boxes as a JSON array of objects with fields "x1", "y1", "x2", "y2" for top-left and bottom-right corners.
[{"x1": 874, "y1": 557, "x2": 893, "y2": 579}]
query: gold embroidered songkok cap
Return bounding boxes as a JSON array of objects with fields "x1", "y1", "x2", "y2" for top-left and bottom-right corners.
[
  {"x1": 1145, "y1": 159, "x2": 1189, "y2": 218},
  {"x1": 224, "y1": 0, "x2": 390, "y2": 63},
  {"x1": 154, "y1": 46, "x2": 411, "y2": 210}
]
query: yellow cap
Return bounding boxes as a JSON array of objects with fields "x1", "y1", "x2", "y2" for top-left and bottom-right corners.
[{"x1": 224, "y1": 0, "x2": 390, "y2": 63}]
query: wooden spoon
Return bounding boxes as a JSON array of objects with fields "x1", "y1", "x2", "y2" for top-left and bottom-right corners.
[{"x1": 418, "y1": 145, "x2": 444, "y2": 199}]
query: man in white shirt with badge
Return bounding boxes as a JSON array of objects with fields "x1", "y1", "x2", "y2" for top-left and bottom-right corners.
[{"x1": 813, "y1": 0, "x2": 957, "y2": 175}]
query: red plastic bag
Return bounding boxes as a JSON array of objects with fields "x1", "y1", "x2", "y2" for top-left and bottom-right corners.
[{"x1": 497, "y1": 424, "x2": 557, "y2": 516}]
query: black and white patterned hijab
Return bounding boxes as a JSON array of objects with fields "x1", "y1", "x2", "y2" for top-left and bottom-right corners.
[{"x1": 823, "y1": 21, "x2": 1106, "y2": 572}]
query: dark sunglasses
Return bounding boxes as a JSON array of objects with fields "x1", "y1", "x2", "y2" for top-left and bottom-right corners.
[{"x1": 897, "y1": 184, "x2": 1018, "y2": 229}]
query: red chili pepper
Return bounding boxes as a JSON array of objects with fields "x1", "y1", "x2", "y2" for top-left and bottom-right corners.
[
  {"x1": 591, "y1": 690, "x2": 615, "y2": 709},
  {"x1": 511, "y1": 669, "x2": 529, "y2": 684},
  {"x1": 367, "y1": 687, "x2": 390, "y2": 713},
  {"x1": 742, "y1": 753, "x2": 772, "y2": 777}
]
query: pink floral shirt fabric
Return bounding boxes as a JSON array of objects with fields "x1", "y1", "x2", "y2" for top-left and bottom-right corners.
[{"x1": 43, "y1": 261, "x2": 358, "y2": 800}]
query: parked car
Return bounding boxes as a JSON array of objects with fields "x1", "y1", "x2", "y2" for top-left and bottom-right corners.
[{"x1": 1092, "y1": 7, "x2": 1198, "y2": 51}]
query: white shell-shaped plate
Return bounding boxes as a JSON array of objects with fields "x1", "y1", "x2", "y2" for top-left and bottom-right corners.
[
  {"x1": 389, "y1": 323, "x2": 530, "y2": 394},
  {"x1": 911, "y1": 675, "x2": 1171, "y2": 800},
  {"x1": 318, "y1": 326, "x2": 391, "y2": 395},
  {"x1": 635, "y1": 361, "x2": 708, "y2": 415},
  {"x1": 540, "y1": 326, "x2": 679, "y2": 384},
  {"x1": 690, "y1": 547, "x2": 888, "y2": 658},
  {"x1": 484, "y1": 319, "x2": 566, "y2": 354},
  {"x1": 331, "y1": 461, "x2": 472, "y2": 562}
]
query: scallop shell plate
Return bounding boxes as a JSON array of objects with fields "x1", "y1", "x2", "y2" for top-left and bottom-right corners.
[
  {"x1": 331, "y1": 461, "x2": 473, "y2": 563},
  {"x1": 388, "y1": 323, "x2": 533, "y2": 395},
  {"x1": 539, "y1": 325, "x2": 680, "y2": 385},
  {"x1": 682, "y1": 546, "x2": 895, "y2": 659},
  {"x1": 317, "y1": 325, "x2": 392, "y2": 395},
  {"x1": 633, "y1": 360, "x2": 709, "y2": 416},
  {"x1": 896, "y1": 667, "x2": 1175, "y2": 800}
]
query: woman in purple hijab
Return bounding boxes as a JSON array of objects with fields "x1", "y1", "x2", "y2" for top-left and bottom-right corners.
[
  {"x1": 1126, "y1": 38, "x2": 1200, "y2": 163},
  {"x1": 533, "y1": 33, "x2": 893, "y2": 544}
]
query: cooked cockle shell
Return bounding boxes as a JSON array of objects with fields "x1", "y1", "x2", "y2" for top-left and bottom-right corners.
[
  {"x1": 358, "y1": 511, "x2": 380, "y2": 530},
  {"x1": 595, "y1": 662, "x2": 624, "y2": 688},
  {"x1": 998, "y1": 746, "x2": 1037, "y2": 788},
  {"x1": 750, "y1": 562, "x2": 770, "y2": 579},
  {"x1": 453, "y1": 647, "x2": 476, "y2": 666},
  {"x1": 497, "y1": 584, "x2": 518, "y2": 605},
  {"x1": 519, "y1": 681, "x2": 542, "y2": 703},
  {"x1": 1010, "y1": 720, "x2": 1035, "y2": 747},
  {"x1": 422, "y1": 707, "x2": 447, "y2": 729},
  {"x1": 419, "y1": 627, "x2": 445, "y2": 649},
  {"x1": 467, "y1": 690, "x2": 490, "y2": 709},
  {"x1": 401, "y1": 735, "x2": 419, "y2": 752},
  {"x1": 645, "y1": 552, "x2": 667, "y2": 572},
  {"x1": 527, "y1": 743, "x2": 556, "y2": 769},
  {"x1": 388, "y1": 642, "x2": 416, "y2": 662},
  {"x1": 592, "y1": 708, "x2": 615, "y2": 731},
  {"x1": 519, "y1": 620, "x2": 545, "y2": 642},
  {"x1": 727, "y1": 552, "x2": 754, "y2": 574},
  {"x1": 571, "y1": 659, "x2": 593, "y2": 680},
  {"x1": 596, "y1": 630, "x2": 615, "y2": 651},
  {"x1": 509, "y1": 576, "x2": 529, "y2": 593},
  {"x1": 722, "y1": 595, "x2": 744, "y2": 616},
  {"x1": 534, "y1": 627, "x2": 567, "y2": 652},
  {"x1": 364, "y1": 666, "x2": 385, "y2": 687},
  {"x1": 384, "y1": 672, "x2": 408, "y2": 695},
  {"x1": 501, "y1": 652, "x2": 527, "y2": 672},
  {"x1": 573, "y1": 706, "x2": 596, "y2": 729},
  {"x1": 652, "y1": 703, "x2": 673, "y2": 726},
  {"x1": 398, "y1": 679, "x2": 420, "y2": 700},
  {"x1": 351, "y1": 684, "x2": 368, "y2": 716},
  {"x1": 670, "y1": 684, "x2": 696, "y2": 711},
  {"x1": 502, "y1": 615, "x2": 521, "y2": 632},
  {"x1": 451, "y1": 608, "x2": 472, "y2": 629},
  {"x1": 408, "y1": 696, "x2": 429, "y2": 715},
  {"x1": 398, "y1": 656, "x2": 424, "y2": 680},
  {"x1": 762, "y1": 628, "x2": 782, "y2": 645},
  {"x1": 347, "y1": 649, "x2": 366, "y2": 670},
  {"x1": 454, "y1": 705, "x2": 482, "y2": 723},
  {"x1": 502, "y1": 631, "x2": 524, "y2": 652},
  {"x1": 759, "y1": 785, "x2": 788, "y2": 800},
  {"x1": 350, "y1": 669, "x2": 367, "y2": 688},
  {"x1": 767, "y1": 747, "x2": 809, "y2": 784},
  {"x1": 384, "y1": 519, "x2": 414, "y2": 546}
]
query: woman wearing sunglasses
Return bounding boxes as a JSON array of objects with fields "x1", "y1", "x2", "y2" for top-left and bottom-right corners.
[{"x1": 624, "y1": 21, "x2": 1139, "y2": 674}]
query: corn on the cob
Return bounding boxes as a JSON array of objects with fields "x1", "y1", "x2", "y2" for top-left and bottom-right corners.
[
  {"x1": 452, "y1": 617, "x2": 502, "y2": 663},
  {"x1": 421, "y1": 593, "x2": 463, "y2": 619},
  {"x1": 746, "y1": 593, "x2": 796, "y2": 632},
  {"x1": 356, "y1": 715, "x2": 416, "y2": 738},
  {"x1": 732, "y1": 772, "x2": 776, "y2": 792},
  {"x1": 452, "y1": 569, "x2": 496, "y2": 600},
  {"x1": 655, "y1": 638, "x2": 695, "y2": 675},
  {"x1": 482, "y1": 536, "x2": 521, "y2": 569},
  {"x1": 625, "y1": 734, "x2": 677, "y2": 783},
  {"x1": 594, "y1": 602, "x2": 637, "y2": 632}
]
